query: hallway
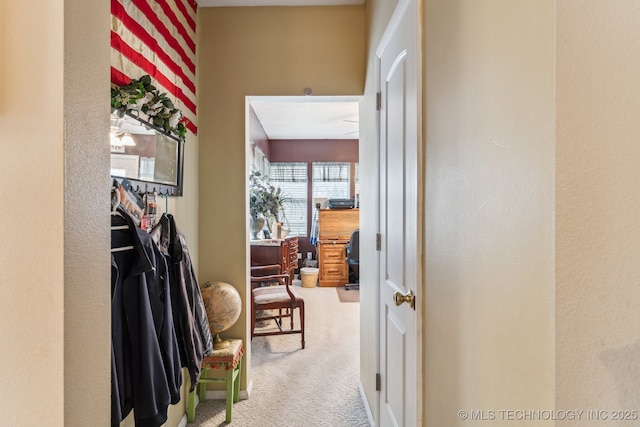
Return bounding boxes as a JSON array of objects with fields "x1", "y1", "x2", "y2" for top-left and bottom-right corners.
[{"x1": 188, "y1": 286, "x2": 369, "y2": 426}]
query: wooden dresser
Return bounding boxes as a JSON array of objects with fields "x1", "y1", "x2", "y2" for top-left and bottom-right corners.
[
  {"x1": 250, "y1": 235, "x2": 298, "y2": 282},
  {"x1": 317, "y1": 209, "x2": 359, "y2": 287}
]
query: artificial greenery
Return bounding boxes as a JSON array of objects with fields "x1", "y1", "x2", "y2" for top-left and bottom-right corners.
[
  {"x1": 111, "y1": 74, "x2": 187, "y2": 142},
  {"x1": 249, "y1": 171, "x2": 288, "y2": 221}
]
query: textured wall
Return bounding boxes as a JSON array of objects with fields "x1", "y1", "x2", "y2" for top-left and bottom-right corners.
[
  {"x1": 556, "y1": 1, "x2": 640, "y2": 425},
  {"x1": 423, "y1": 1, "x2": 556, "y2": 425},
  {"x1": 63, "y1": 0, "x2": 112, "y2": 425},
  {"x1": 0, "y1": 2, "x2": 66, "y2": 425}
]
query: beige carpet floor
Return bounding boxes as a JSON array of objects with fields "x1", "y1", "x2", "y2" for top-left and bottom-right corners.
[{"x1": 188, "y1": 285, "x2": 369, "y2": 426}]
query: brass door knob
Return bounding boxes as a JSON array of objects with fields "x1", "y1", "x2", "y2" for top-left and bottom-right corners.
[{"x1": 393, "y1": 289, "x2": 415, "y2": 309}]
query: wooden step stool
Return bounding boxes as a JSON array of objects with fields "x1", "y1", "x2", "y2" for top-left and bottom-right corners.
[{"x1": 187, "y1": 338, "x2": 244, "y2": 423}]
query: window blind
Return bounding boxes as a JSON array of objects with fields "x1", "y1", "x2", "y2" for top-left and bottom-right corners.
[
  {"x1": 354, "y1": 162, "x2": 360, "y2": 200},
  {"x1": 270, "y1": 163, "x2": 308, "y2": 236},
  {"x1": 312, "y1": 162, "x2": 351, "y2": 200}
]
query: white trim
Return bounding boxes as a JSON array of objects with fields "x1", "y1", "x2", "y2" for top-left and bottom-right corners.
[
  {"x1": 176, "y1": 413, "x2": 188, "y2": 427},
  {"x1": 375, "y1": 0, "x2": 411, "y2": 59},
  {"x1": 375, "y1": 0, "x2": 423, "y2": 425},
  {"x1": 359, "y1": 380, "x2": 375, "y2": 427}
]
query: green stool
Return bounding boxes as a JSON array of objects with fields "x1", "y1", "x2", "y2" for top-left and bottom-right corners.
[{"x1": 187, "y1": 339, "x2": 244, "y2": 423}]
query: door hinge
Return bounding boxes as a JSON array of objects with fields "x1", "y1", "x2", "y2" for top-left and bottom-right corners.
[
  {"x1": 376, "y1": 233, "x2": 382, "y2": 251},
  {"x1": 376, "y1": 92, "x2": 382, "y2": 111},
  {"x1": 376, "y1": 373, "x2": 381, "y2": 391}
]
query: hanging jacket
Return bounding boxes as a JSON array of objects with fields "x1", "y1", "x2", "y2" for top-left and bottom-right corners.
[
  {"x1": 111, "y1": 210, "x2": 182, "y2": 427},
  {"x1": 150, "y1": 214, "x2": 214, "y2": 391}
]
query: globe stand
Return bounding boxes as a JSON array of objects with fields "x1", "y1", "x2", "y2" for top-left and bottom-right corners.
[{"x1": 213, "y1": 333, "x2": 231, "y2": 350}]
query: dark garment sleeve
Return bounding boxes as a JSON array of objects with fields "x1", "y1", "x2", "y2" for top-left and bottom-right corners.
[
  {"x1": 177, "y1": 230, "x2": 214, "y2": 358},
  {"x1": 123, "y1": 267, "x2": 171, "y2": 426},
  {"x1": 169, "y1": 216, "x2": 214, "y2": 358},
  {"x1": 169, "y1": 216, "x2": 215, "y2": 391},
  {"x1": 137, "y1": 229, "x2": 183, "y2": 406}
]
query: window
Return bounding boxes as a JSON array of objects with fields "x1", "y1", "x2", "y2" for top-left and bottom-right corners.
[
  {"x1": 354, "y1": 163, "x2": 360, "y2": 204},
  {"x1": 269, "y1": 162, "x2": 308, "y2": 236},
  {"x1": 312, "y1": 162, "x2": 351, "y2": 201}
]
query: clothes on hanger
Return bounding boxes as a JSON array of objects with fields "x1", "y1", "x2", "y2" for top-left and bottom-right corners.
[
  {"x1": 141, "y1": 192, "x2": 158, "y2": 232},
  {"x1": 150, "y1": 213, "x2": 214, "y2": 391},
  {"x1": 115, "y1": 180, "x2": 145, "y2": 226},
  {"x1": 111, "y1": 208, "x2": 182, "y2": 427}
]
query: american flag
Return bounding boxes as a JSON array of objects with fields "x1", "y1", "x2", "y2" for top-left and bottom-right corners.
[{"x1": 111, "y1": 0, "x2": 198, "y2": 134}]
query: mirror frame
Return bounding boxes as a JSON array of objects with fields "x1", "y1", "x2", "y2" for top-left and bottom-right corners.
[{"x1": 110, "y1": 111, "x2": 185, "y2": 196}]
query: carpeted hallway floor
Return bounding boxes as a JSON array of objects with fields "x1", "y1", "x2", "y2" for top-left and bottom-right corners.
[{"x1": 187, "y1": 285, "x2": 368, "y2": 426}]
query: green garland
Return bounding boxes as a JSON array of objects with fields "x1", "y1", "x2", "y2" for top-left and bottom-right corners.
[{"x1": 111, "y1": 75, "x2": 187, "y2": 142}]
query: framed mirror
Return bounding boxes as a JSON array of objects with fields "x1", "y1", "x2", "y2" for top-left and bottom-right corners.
[{"x1": 110, "y1": 111, "x2": 185, "y2": 196}]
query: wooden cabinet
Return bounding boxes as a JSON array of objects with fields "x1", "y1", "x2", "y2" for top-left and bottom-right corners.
[
  {"x1": 317, "y1": 209, "x2": 359, "y2": 287},
  {"x1": 318, "y1": 241, "x2": 349, "y2": 286},
  {"x1": 250, "y1": 235, "x2": 298, "y2": 282}
]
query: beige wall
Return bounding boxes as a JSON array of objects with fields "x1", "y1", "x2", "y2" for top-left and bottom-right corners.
[
  {"x1": 197, "y1": 5, "x2": 364, "y2": 389},
  {"x1": 556, "y1": 1, "x2": 640, "y2": 425},
  {"x1": 422, "y1": 0, "x2": 556, "y2": 425},
  {"x1": 168, "y1": 131, "x2": 201, "y2": 268},
  {"x1": 63, "y1": 0, "x2": 112, "y2": 425},
  {"x1": 0, "y1": 2, "x2": 66, "y2": 424},
  {"x1": 1, "y1": 0, "x2": 112, "y2": 425}
]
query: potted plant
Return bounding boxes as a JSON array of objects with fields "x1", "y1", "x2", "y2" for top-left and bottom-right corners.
[{"x1": 249, "y1": 171, "x2": 287, "y2": 239}]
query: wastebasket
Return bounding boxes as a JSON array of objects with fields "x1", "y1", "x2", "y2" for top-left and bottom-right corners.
[{"x1": 300, "y1": 267, "x2": 319, "y2": 288}]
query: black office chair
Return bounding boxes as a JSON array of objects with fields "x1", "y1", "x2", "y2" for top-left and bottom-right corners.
[{"x1": 345, "y1": 229, "x2": 359, "y2": 290}]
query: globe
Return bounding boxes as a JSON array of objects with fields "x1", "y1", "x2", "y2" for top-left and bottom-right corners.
[{"x1": 201, "y1": 281, "x2": 242, "y2": 350}]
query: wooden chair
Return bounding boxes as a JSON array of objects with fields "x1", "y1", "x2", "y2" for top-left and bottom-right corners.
[{"x1": 250, "y1": 264, "x2": 305, "y2": 349}]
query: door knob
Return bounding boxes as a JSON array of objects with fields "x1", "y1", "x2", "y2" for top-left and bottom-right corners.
[{"x1": 393, "y1": 289, "x2": 415, "y2": 309}]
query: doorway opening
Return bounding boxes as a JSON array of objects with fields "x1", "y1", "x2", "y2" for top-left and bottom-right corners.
[{"x1": 245, "y1": 94, "x2": 363, "y2": 401}]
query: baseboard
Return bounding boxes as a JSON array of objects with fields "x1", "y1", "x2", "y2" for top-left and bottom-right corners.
[
  {"x1": 359, "y1": 380, "x2": 375, "y2": 427},
  {"x1": 176, "y1": 413, "x2": 188, "y2": 427},
  {"x1": 205, "y1": 378, "x2": 254, "y2": 401}
]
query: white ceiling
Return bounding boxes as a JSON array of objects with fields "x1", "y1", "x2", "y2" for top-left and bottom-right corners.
[
  {"x1": 250, "y1": 97, "x2": 359, "y2": 140},
  {"x1": 198, "y1": 0, "x2": 364, "y2": 6}
]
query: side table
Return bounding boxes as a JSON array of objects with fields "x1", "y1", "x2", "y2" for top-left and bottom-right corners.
[{"x1": 187, "y1": 338, "x2": 244, "y2": 423}]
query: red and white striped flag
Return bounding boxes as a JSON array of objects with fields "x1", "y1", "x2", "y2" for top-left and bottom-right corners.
[{"x1": 111, "y1": 0, "x2": 198, "y2": 134}]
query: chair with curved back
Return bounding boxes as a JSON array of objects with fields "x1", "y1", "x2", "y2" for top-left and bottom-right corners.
[{"x1": 250, "y1": 264, "x2": 305, "y2": 349}]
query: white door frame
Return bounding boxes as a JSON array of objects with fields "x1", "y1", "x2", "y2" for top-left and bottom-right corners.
[{"x1": 375, "y1": 0, "x2": 423, "y2": 425}]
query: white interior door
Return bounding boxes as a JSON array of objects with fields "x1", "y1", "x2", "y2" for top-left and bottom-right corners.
[{"x1": 377, "y1": 0, "x2": 421, "y2": 425}]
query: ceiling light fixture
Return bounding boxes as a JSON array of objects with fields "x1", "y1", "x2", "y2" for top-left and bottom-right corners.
[
  {"x1": 119, "y1": 132, "x2": 136, "y2": 146},
  {"x1": 110, "y1": 132, "x2": 123, "y2": 146},
  {"x1": 110, "y1": 126, "x2": 136, "y2": 147}
]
